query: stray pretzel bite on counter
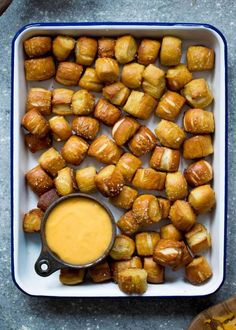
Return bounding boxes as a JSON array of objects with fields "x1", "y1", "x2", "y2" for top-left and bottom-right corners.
[
  {"x1": 150, "y1": 146, "x2": 180, "y2": 172},
  {"x1": 138, "y1": 39, "x2": 161, "y2": 65},
  {"x1": 59, "y1": 268, "x2": 85, "y2": 285},
  {"x1": 112, "y1": 117, "x2": 140, "y2": 146},
  {"x1": 115, "y1": 35, "x2": 137, "y2": 64},
  {"x1": 160, "y1": 36, "x2": 182, "y2": 66},
  {"x1": 185, "y1": 223, "x2": 211, "y2": 254},
  {"x1": 165, "y1": 172, "x2": 188, "y2": 201},
  {"x1": 144, "y1": 257, "x2": 164, "y2": 284},
  {"x1": 187, "y1": 46, "x2": 215, "y2": 71},
  {"x1": 75, "y1": 166, "x2": 96, "y2": 193},
  {"x1": 156, "y1": 90, "x2": 186, "y2": 121},
  {"x1": 24, "y1": 133, "x2": 52, "y2": 153},
  {"x1": 61, "y1": 135, "x2": 89, "y2": 166},
  {"x1": 183, "y1": 135, "x2": 213, "y2": 159},
  {"x1": 153, "y1": 239, "x2": 184, "y2": 269},
  {"x1": 49, "y1": 116, "x2": 72, "y2": 142},
  {"x1": 52, "y1": 35, "x2": 75, "y2": 61},
  {"x1": 110, "y1": 235, "x2": 135, "y2": 260},
  {"x1": 110, "y1": 186, "x2": 138, "y2": 210},
  {"x1": 181, "y1": 78, "x2": 213, "y2": 108},
  {"x1": 118, "y1": 268, "x2": 147, "y2": 295},
  {"x1": 132, "y1": 194, "x2": 162, "y2": 225},
  {"x1": 142, "y1": 64, "x2": 166, "y2": 99},
  {"x1": 166, "y1": 64, "x2": 193, "y2": 91},
  {"x1": 121, "y1": 63, "x2": 145, "y2": 89},
  {"x1": 117, "y1": 211, "x2": 140, "y2": 236},
  {"x1": 169, "y1": 200, "x2": 196, "y2": 232},
  {"x1": 23, "y1": 208, "x2": 44, "y2": 233},
  {"x1": 55, "y1": 62, "x2": 83, "y2": 86},
  {"x1": 185, "y1": 256, "x2": 212, "y2": 285},
  {"x1": 24, "y1": 36, "x2": 52, "y2": 58},
  {"x1": 155, "y1": 120, "x2": 186, "y2": 149},
  {"x1": 38, "y1": 147, "x2": 66, "y2": 177},
  {"x1": 157, "y1": 198, "x2": 171, "y2": 220},
  {"x1": 184, "y1": 160, "x2": 213, "y2": 187},
  {"x1": 26, "y1": 165, "x2": 54, "y2": 196},
  {"x1": 37, "y1": 188, "x2": 59, "y2": 212},
  {"x1": 103, "y1": 82, "x2": 130, "y2": 106},
  {"x1": 25, "y1": 56, "x2": 55, "y2": 81},
  {"x1": 75, "y1": 36, "x2": 97, "y2": 66},
  {"x1": 183, "y1": 108, "x2": 215, "y2": 134},
  {"x1": 52, "y1": 88, "x2": 74, "y2": 115},
  {"x1": 132, "y1": 168, "x2": 166, "y2": 191},
  {"x1": 88, "y1": 261, "x2": 111, "y2": 283},
  {"x1": 110, "y1": 256, "x2": 142, "y2": 283},
  {"x1": 72, "y1": 116, "x2": 100, "y2": 140},
  {"x1": 128, "y1": 126, "x2": 157, "y2": 157},
  {"x1": 54, "y1": 167, "x2": 76, "y2": 196},
  {"x1": 95, "y1": 58, "x2": 119, "y2": 83},
  {"x1": 123, "y1": 90, "x2": 157, "y2": 120},
  {"x1": 21, "y1": 109, "x2": 50, "y2": 138},
  {"x1": 160, "y1": 224, "x2": 183, "y2": 241},
  {"x1": 135, "y1": 232, "x2": 160, "y2": 256},
  {"x1": 95, "y1": 165, "x2": 124, "y2": 197},
  {"x1": 79, "y1": 67, "x2": 103, "y2": 92},
  {"x1": 116, "y1": 153, "x2": 142, "y2": 183},
  {"x1": 98, "y1": 37, "x2": 116, "y2": 58},
  {"x1": 27, "y1": 88, "x2": 52, "y2": 115},
  {"x1": 71, "y1": 89, "x2": 95, "y2": 115},
  {"x1": 94, "y1": 98, "x2": 121, "y2": 126},
  {"x1": 88, "y1": 135, "x2": 123, "y2": 165},
  {"x1": 188, "y1": 184, "x2": 216, "y2": 214}
]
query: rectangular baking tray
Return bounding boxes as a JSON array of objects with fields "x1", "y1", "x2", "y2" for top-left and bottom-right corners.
[{"x1": 11, "y1": 22, "x2": 227, "y2": 297}]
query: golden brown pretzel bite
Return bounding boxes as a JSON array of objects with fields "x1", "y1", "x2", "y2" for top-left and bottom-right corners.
[
  {"x1": 72, "y1": 116, "x2": 100, "y2": 140},
  {"x1": 52, "y1": 35, "x2": 75, "y2": 61},
  {"x1": 75, "y1": 36, "x2": 97, "y2": 66},
  {"x1": 21, "y1": 109, "x2": 50, "y2": 138},
  {"x1": 94, "y1": 98, "x2": 121, "y2": 126},
  {"x1": 187, "y1": 46, "x2": 214, "y2": 71},
  {"x1": 128, "y1": 126, "x2": 157, "y2": 157},
  {"x1": 88, "y1": 135, "x2": 123, "y2": 165},
  {"x1": 95, "y1": 165, "x2": 124, "y2": 197},
  {"x1": 26, "y1": 165, "x2": 54, "y2": 196},
  {"x1": 79, "y1": 67, "x2": 103, "y2": 92},
  {"x1": 55, "y1": 62, "x2": 83, "y2": 86},
  {"x1": 24, "y1": 56, "x2": 55, "y2": 81},
  {"x1": 138, "y1": 39, "x2": 161, "y2": 65},
  {"x1": 51, "y1": 88, "x2": 74, "y2": 115},
  {"x1": 98, "y1": 37, "x2": 116, "y2": 58},
  {"x1": 24, "y1": 36, "x2": 52, "y2": 58},
  {"x1": 165, "y1": 172, "x2": 188, "y2": 201},
  {"x1": 27, "y1": 88, "x2": 52, "y2": 115},
  {"x1": 112, "y1": 117, "x2": 140, "y2": 146},
  {"x1": 183, "y1": 108, "x2": 214, "y2": 134},
  {"x1": 123, "y1": 90, "x2": 157, "y2": 120},
  {"x1": 115, "y1": 35, "x2": 137, "y2": 64},
  {"x1": 150, "y1": 146, "x2": 180, "y2": 172},
  {"x1": 160, "y1": 36, "x2": 182, "y2": 66},
  {"x1": 61, "y1": 136, "x2": 89, "y2": 166},
  {"x1": 38, "y1": 147, "x2": 66, "y2": 177}
]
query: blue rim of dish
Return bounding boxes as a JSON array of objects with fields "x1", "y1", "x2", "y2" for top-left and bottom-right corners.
[{"x1": 11, "y1": 22, "x2": 228, "y2": 298}]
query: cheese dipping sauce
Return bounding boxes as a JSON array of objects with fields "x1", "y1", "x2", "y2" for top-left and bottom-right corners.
[{"x1": 45, "y1": 197, "x2": 113, "y2": 265}]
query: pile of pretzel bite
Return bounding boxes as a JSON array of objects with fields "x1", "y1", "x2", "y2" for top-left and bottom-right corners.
[{"x1": 22, "y1": 34, "x2": 215, "y2": 294}]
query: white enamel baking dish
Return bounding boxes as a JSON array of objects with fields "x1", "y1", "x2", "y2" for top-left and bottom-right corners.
[{"x1": 11, "y1": 23, "x2": 228, "y2": 297}]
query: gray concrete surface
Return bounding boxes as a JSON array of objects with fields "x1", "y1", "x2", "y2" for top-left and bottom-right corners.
[{"x1": 0, "y1": 0, "x2": 236, "y2": 329}]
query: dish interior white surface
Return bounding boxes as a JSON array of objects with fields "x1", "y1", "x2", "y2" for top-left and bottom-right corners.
[{"x1": 12, "y1": 24, "x2": 226, "y2": 297}]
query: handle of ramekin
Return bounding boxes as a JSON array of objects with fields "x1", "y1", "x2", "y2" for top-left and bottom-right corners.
[{"x1": 34, "y1": 250, "x2": 63, "y2": 277}]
